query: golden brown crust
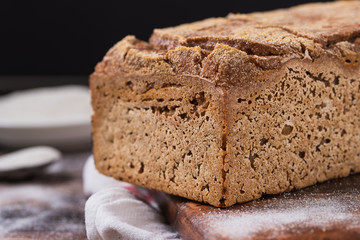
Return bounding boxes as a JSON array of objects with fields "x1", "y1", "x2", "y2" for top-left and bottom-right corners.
[
  {"x1": 151, "y1": 1, "x2": 360, "y2": 50},
  {"x1": 99, "y1": 1, "x2": 360, "y2": 88}
]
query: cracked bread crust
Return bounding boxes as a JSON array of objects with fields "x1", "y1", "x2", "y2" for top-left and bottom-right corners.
[
  {"x1": 107, "y1": 1, "x2": 360, "y2": 87},
  {"x1": 90, "y1": 1, "x2": 360, "y2": 207}
]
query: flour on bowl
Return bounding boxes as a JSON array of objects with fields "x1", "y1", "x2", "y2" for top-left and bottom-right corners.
[
  {"x1": 0, "y1": 85, "x2": 93, "y2": 149},
  {"x1": 0, "y1": 85, "x2": 92, "y2": 127}
]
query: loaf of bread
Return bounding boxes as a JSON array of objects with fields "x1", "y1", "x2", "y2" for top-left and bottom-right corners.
[{"x1": 90, "y1": 1, "x2": 360, "y2": 207}]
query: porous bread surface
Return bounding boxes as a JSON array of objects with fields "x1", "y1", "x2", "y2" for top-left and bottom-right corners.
[
  {"x1": 90, "y1": 1, "x2": 360, "y2": 207},
  {"x1": 223, "y1": 62, "x2": 360, "y2": 206},
  {"x1": 91, "y1": 75, "x2": 226, "y2": 204}
]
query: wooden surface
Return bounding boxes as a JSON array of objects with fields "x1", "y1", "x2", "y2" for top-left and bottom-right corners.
[
  {"x1": 155, "y1": 174, "x2": 360, "y2": 240},
  {"x1": 0, "y1": 151, "x2": 90, "y2": 240}
]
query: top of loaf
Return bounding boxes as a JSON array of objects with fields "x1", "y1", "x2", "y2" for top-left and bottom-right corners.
[
  {"x1": 99, "y1": 1, "x2": 360, "y2": 87},
  {"x1": 150, "y1": 1, "x2": 360, "y2": 53}
]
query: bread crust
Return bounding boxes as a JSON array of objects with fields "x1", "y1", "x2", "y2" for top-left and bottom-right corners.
[{"x1": 90, "y1": 1, "x2": 360, "y2": 207}]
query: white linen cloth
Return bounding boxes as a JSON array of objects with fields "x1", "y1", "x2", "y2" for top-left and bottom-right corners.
[{"x1": 83, "y1": 155, "x2": 180, "y2": 240}]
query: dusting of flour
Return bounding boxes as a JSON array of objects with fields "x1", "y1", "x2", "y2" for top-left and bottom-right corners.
[
  {"x1": 0, "y1": 183, "x2": 85, "y2": 237},
  {"x1": 197, "y1": 193, "x2": 360, "y2": 239}
]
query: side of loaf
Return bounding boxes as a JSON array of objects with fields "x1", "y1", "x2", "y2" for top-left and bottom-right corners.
[
  {"x1": 90, "y1": 1, "x2": 360, "y2": 207},
  {"x1": 223, "y1": 60, "x2": 360, "y2": 206},
  {"x1": 91, "y1": 62, "x2": 226, "y2": 205}
]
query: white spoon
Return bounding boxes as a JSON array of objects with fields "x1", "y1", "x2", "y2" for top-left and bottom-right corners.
[{"x1": 0, "y1": 146, "x2": 61, "y2": 179}]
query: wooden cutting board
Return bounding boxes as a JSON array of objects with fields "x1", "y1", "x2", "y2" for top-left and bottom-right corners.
[{"x1": 155, "y1": 174, "x2": 360, "y2": 240}]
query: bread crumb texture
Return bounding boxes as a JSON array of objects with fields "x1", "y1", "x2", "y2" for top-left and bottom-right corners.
[{"x1": 90, "y1": 1, "x2": 360, "y2": 207}]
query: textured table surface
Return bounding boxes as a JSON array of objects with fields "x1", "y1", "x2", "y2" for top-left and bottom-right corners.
[
  {"x1": 2, "y1": 148, "x2": 360, "y2": 240},
  {"x1": 0, "y1": 150, "x2": 90, "y2": 240},
  {"x1": 156, "y1": 174, "x2": 360, "y2": 240}
]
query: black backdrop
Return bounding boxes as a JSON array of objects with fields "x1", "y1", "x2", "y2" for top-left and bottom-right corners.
[{"x1": 1, "y1": 0, "x2": 329, "y2": 77}]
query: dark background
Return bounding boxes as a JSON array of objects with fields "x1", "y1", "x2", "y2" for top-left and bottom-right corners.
[{"x1": 1, "y1": 0, "x2": 329, "y2": 88}]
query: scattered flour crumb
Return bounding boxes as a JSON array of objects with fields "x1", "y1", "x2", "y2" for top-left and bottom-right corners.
[
  {"x1": 196, "y1": 194, "x2": 360, "y2": 239},
  {"x1": 304, "y1": 49, "x2": 312, "y2": 60},
  {"x1": 0, "y1": 184, "x2": 84, "y2": 236}
]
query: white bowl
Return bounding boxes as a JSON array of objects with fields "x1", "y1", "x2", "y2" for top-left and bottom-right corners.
[{"x1": 0, "y1": 85, "x2": 92, "y2": 150}]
